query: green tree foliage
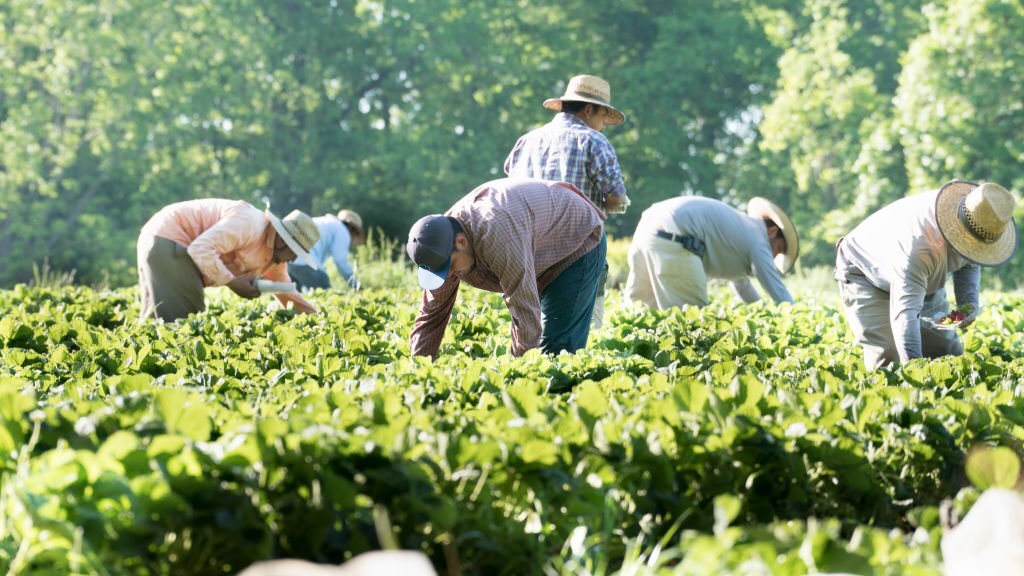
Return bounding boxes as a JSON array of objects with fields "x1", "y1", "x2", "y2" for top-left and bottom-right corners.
[
  {"x1": 756, "y1": 0, "x2": 930, "y2": 266},
  {"x1": 895, "y1": 0, "x2": 1024, "y2": 194},
  {"x1": 0, "y1": 0, "x2": 1021, "y2": 286},
  {"x1": 894, "y1": 0, "x2": 1024, "y2": 287}
]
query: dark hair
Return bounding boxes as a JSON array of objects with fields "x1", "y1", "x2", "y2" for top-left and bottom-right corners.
[{"x1": 560, "y1": 100, "x2": 589, "y2": 114}]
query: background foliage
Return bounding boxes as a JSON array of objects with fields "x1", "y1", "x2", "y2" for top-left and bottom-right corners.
[{"x1": 1, "y1": 0, "x2": 1023, "y2": 287}]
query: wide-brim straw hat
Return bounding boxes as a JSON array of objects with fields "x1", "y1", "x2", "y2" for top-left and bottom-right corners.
[
  {"x1": 747, "y1": 197, "x2": 799, "y2": 274},
  {"x1": 935, "y1": 180, "x2": 1017, "y2": 266},
  {"x1": 267, "y1": 209, "x2": 321, "y2": 269},
  {"x1": 543, "y1": 75, "x2": 626, "y2": 125},
  {"x1": 337, "y1": 209, "x2": 364, "y2": 235}
]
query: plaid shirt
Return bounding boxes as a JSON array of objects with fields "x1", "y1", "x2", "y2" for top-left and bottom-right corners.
[
  {"x1": 410, "y1": 178, "x2": 605, "y2": 358},
  {"x1": 503, "y1": 113, "x2": 627, "y2": 206}
]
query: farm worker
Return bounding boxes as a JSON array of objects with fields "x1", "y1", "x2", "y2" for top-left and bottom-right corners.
[
  {"x1": 406, "y1": 178, "x2": 605, "y2": 358},
  {"x1": 624, "y1": 196, "x2": 799, "y2": 309},
  {"x1": 835, "y1": 180, "x2": 1016, "y2": 369},
  {"x1": 287, "y1": 209, "x2": 365, "y2": 291},
  {"x1": 503, "y1": 74, "x2": 628, "y2": 329},
  {"x1": 137, "y1": 199, "x2": 320, "y2": 322}
]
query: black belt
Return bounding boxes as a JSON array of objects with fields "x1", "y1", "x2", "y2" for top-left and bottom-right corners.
[{"x1": 655, "y1": 230, "x2": 705, "y2": 258}]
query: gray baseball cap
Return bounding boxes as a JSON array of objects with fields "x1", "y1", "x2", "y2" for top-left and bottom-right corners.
[{"x1": 407, "y1": 215, "x2": 458, "y2": 289}]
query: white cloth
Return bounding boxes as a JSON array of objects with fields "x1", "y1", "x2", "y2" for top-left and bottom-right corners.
[
  {"x1": 942, "y1": 489, "x2": 1024, "y2": 576},
  {"x1": 238, "y1": 551, "x2": 436, "y2": 576}
]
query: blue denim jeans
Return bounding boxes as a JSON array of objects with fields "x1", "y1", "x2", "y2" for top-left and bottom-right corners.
[{"x1": 539, "y1": 234, "x2": 607, "y2": 354}]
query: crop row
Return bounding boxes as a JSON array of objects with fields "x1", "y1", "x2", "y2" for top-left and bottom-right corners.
[{"x1": 2, "y1": 285, "x2": 1022, "y2": 574}]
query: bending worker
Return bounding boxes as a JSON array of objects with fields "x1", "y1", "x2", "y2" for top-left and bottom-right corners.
[
  {"x1": 288, "y1": 209, "x2": 365, "y2": 291},
  {"x1": 407, "y1": 178, "x2": 605, "y2": 358},
  {"x1": 137, "y1": 198, "x2": 320, "y2": 321},
  {"x1": 835, "y1": 180, "x2": 1016, "y2": 369},
  {"x1": 625, "y1": 195, "x2": 799, "y2": 309}
]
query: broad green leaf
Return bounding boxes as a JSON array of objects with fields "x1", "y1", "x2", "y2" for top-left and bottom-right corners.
[
  {"x1": 154, "y1": 388, "x2": 211, "y2": 441},
  {"x1": 966, "y1": 446, "x2": 1021, "y2": 490},
  {"x1": 713, "y1": 494, "x2": 742, "y2": 536},
  {"x1": 674, "y1": 378, "x2": 708, "y2": 413},
  {"x1": 520, "y1": 439, "x2": 558, "y2": 466}
]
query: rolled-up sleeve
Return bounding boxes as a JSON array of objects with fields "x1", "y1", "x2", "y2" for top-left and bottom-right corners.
[{"x1": 186, "y1": 211, "x2": 265, "y2": 286}]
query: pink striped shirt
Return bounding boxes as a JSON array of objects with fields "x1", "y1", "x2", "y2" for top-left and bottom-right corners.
[
  {"x1": 410, "y1": 178, "x2": 604, "y2": 357},
  {"x1": 140, "y1": 199, "x2": 314, "y2": 311}
]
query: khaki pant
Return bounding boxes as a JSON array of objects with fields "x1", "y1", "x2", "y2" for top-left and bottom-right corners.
[
  {"x1": 625, "y1": 233, "x2": 708, "y2": 309},
  {"x1": 137, "y1": 234, "x2": 206, "y2": 322},
  {"x1": 837, "y1": 276, "x2": 962, "y2": 370}
]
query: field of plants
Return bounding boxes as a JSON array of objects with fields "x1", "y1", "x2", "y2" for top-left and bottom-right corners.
[{"x1": 2, "y1": 276, "x2": 1024, "y2": 575}]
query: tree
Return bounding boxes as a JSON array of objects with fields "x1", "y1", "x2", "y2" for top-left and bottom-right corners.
[
  {"x1": 895, "y1": 0, "x2": 1024, "y2": 194},
  {"x1": 756, "y1": 0, "x2": 928, "y2": 266}
]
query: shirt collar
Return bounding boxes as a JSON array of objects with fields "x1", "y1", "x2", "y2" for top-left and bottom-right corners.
[{"x1": 554, "y1": 112, "x2": 589, "y2": 129}]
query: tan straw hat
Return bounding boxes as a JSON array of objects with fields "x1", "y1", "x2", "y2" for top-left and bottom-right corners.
[
  {"x1": 543, "y1": 75, "x2": 626, "y2": 125},
  {"x1": 267, "y1": 209, "x2": 321, "y2": 269},
  {"x1": 935, "y1": 180, "x2": 1017, "y2": 266},
  {"x1": 336, "y1": 209, "x2": 364, "y2": 235},
  {"x1": 747, "y1": 197, "x2": 799, "y2": 273}
]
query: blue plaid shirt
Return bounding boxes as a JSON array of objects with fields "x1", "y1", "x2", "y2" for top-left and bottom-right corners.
[{"x1": 503, "y1": 113, "x2": 627, "y2": 207}]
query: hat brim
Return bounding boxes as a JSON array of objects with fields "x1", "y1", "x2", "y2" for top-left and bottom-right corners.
[
  {"x1": 543, "y1": 98, "x2": 626, "y2": 125},
  {"x1": 747, "y1": 197, "x2": 799, "y2": 274},
  {"x1": 417, "y1": 263, "x2": 449, "y2": 291},
  {"x1": 935, "y1": 180, "x2": 1017, "y2": 266},
  {"x1": 268, "y1": 212, "x2": 319, "y2": 269},
  {"x1": 336, "y1": 212, "x2": 364, "y2": 235}
]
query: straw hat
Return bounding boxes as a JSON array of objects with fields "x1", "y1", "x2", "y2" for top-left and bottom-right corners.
[
  {"x1": 337, "y1": 209, "x2": 364, "y2": 235},
  {"x1": 747, "y1": 197, "x2": 799, "y2": 273},
  {"x1": 935, "y1": 180, "x2": 1017, "y2": 266},
  {"x1": 543, "y1": 75, "x2": 626, "y2": 125},
  {"x1": 267, "y1": 209, "x2": 321, "y2": 269}
]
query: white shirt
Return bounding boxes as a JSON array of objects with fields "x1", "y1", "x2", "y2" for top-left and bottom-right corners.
[
  {"x1": 637, "y1": 196, "x2": 793, "y2": 304},
  {"x1": 836, "y1": 190, "x2": 980, "y2": 362}
]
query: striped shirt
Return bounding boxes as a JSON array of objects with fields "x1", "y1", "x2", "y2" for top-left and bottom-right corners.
[
  {"x1": 503, "y1": 112, "x2": 627, "y2": 206},
  {"x1": 140, "y1": 198, "x2": 315, "y2": 311},
  {"x1": 410, "y1": 178, "x2": 605, "y2": 358}
]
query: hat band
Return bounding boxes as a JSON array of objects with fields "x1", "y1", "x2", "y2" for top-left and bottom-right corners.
[
  {"x1": 288, "y1": 223, "x2": 317, "y2": 251},
  {"x1": 569, "y1": 90, "x2": 610, "y2": 105},
  {"x1": 958, "y1": 198, "x2": 1000, "y2": 243}
]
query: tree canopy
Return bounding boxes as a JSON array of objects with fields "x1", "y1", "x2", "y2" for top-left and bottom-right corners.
[{"x1": 1, "y1": 0, "x2": 1022, "y2": 287}]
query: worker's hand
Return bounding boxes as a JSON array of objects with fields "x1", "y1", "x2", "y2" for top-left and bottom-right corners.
[
  {"x1": 604, "y1": 194, "x2": 627, "y2": 214},
  {"x1": 227, "y1": 275, "x2": 261, "y2": 299}
]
